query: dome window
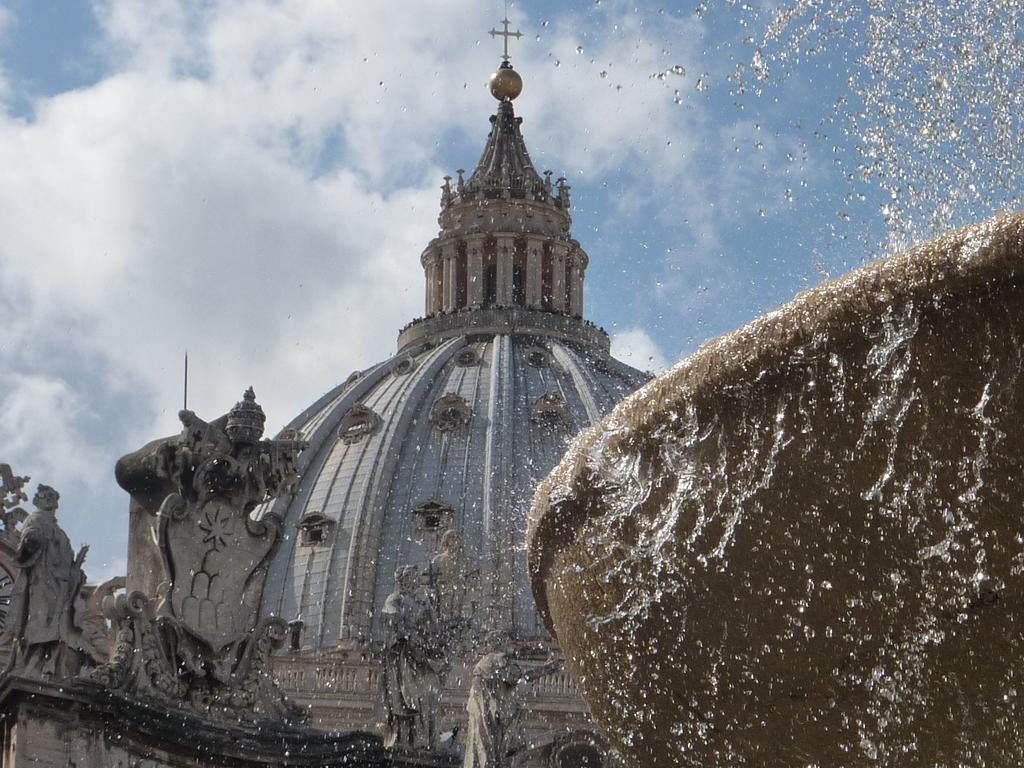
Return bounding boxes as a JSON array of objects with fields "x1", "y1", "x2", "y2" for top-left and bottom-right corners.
[
  {"x1": 298, "y1": 512, "x2": 333, "y2": 546},
  {"x1": 413, "y1": 500, "x2": 453, "y2": 532},
  {"x1": 338, "y1": 404, "x2": 382, "y2": 444},
  {"x1": 531, "y1": 391, "x2": 572, "y2": 431},
  {"x1": 526, "y1": 346, "x2": 551, "y2": 368},
  {"x1": 455, "y1": 348, "x2": 480, "y2": 367},
  {"x1": 287, "y1": 619, "x2": 304, "y2": 652},
  {"x1": 430, "y1": 393, "x2": 473, "y2": 432},
  {"x1": 393, "y1": 357, "x2": 417, "y2": 376}
]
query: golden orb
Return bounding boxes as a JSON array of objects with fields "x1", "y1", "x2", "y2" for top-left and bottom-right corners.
[{"x1": 489, "y1": 65, "x2": 523, "y2": 101}]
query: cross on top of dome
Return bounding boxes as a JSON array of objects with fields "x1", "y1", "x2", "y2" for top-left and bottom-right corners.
[
  {"x1": 488, "y1": 16, "x2": 522, "y2": 64},
  {"x1": 488, "y1": 11, "x2": 524, "y2": 102}
]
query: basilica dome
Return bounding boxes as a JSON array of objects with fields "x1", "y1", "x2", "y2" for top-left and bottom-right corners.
[{"x1": 258, "y1": 86, "x2": 649, "y2": 652}]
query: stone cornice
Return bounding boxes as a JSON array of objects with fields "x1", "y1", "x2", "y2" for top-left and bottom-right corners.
[
  {"x1": 0, "y1": 677, "x2": 455, "y2": 767},
  {"x1": 396, "y1": 306, "x2": 610, "y2": 354}
]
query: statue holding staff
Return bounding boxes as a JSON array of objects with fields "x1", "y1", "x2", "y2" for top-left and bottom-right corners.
[{"x1": 1, "y1": 484, "x2": 98, "y2": 680}]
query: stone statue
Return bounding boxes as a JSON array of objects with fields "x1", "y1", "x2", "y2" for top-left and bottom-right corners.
[
  {"x1": 463, "y1": 637, "x2": 563, "y2": 768},
  {"x1": 430, "y1": 529, "x2": 472, "y2": 620},
  {"x1": 428, "y1": 528, "x2": 479, "y2": 662},
  {"x1": 556, "y1": 176, "x2": 571, "y2": 211},
  {"x1": 1, "y1": 485, "x2": 100, "y2": 680},
  {"x1": 87, "y1": 388, "x2": 307, "y2": 721},
  {"x1": 381, "y1": 565, "x2": 444, "y2": 749}
]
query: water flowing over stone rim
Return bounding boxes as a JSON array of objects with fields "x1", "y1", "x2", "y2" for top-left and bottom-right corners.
[{"x1": 527, "y1": 210, "x2": 1024, "y2": 637}]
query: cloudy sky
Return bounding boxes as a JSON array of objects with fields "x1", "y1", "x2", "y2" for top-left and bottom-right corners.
[{"x1": 0, "y1": 0, "x2": 1015, "y2": 577}]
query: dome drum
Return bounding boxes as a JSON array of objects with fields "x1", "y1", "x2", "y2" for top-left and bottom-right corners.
[{"x1": 421, "y1": 235, "x2": 587, "y2": 319}]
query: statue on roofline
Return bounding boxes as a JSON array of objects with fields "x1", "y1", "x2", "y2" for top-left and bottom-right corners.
[
  {"x1": 463, "y1": 633, "x2": 563, "y2": 768},
  {"x1": 1, "y1": 484, "x2": 103, "y2": 680},
  {"x1": 381, "y1": 565, "x2": 445, "y2": 750}
]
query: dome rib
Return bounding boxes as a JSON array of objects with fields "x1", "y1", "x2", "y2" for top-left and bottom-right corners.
[
  {"x1": 259, "y1": 338, "x2": 466, "y2": 647},
  {"x1": 341, "y1": 337, "x2": 468, "y2": 642}
]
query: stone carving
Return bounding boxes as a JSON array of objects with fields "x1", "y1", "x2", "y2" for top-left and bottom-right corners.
[
  {"x1": 428, "y1": 529, "x2": 479, "y2": 658},
  {"x1": 1, "y1": 484, "x2": 101, "y2": 680},
  {"x1": 87, "y1": 388, "x2": 307, "y2": 721},
  {"x1": 381, "y1": 565, "x2": 445, "y2": 749},
  {"x1": 531, "y1": 391, "x2": 572, "y2": 431},
  {"x1": 431, "y1": 393, "x2": 473, "y2": 432},
  {"x1": 463, "y1": 638, "x2": 563, "y2": 768},
  {"x1": 0, "y1": 463, "x2": 30, "y2": 533},
  {"x1": 338, "y1": 404, "x2": 382, "y2": 444},
  {"x1": 455, "y1": 348, "x2": 480, "y2": 367},
  {"x1": 555, "y1": 177, "x2": 571, "y2": 211},
  {"x1": 79, "y1": 576, "x2": 126, "y2": 661},
  {"x1": 430, "y1": 530, "x2": 470, "y2": 621}
]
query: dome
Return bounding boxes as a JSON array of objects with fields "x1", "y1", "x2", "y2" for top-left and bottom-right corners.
[
  {"x1": 257, "y1": 92, "x2": 649, "y2": 652},
  {"x1": 259, "y1": 331, "x2": 646, "y2": 648}
]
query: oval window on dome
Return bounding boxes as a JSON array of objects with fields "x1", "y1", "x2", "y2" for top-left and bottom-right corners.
[
  {"x1": 455, "y1": 347, "x2": 480, "y2": 367},
  {"x1": 531, "y1": 391, "x2": 572, "y2": 431},
  {"x1": 337, "y1": 404, "x2": 382, "y2": 444},
  {"x1": 526, "y1": 346, "x2": 551, "y2": 368},
  {"x1": 393, "y1": 357, "x2": 417, "y2": 376},
  {"x1": 430, "y1": 393, "x2": 472, "y2": 432}
]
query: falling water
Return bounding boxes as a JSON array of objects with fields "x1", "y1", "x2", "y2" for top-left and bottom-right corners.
[
  {"x1": 531, "y1": 215, "x2": 1024, "y2": 766},
  {"x1": 737, "y1": 0, "x2": 1024, "y2": 244}
]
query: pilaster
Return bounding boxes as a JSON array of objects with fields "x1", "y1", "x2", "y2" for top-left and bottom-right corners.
[
  {"x1": 423, "y1": 250, "x2": 440, "y2": 316},
  {"x1": 495, "y1": 235, "x2": 515, "y2": 306}
]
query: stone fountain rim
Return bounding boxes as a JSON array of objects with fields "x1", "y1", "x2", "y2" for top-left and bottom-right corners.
[{"x1": 527, "y1": 211, "x2": 1024, "y2": 638}]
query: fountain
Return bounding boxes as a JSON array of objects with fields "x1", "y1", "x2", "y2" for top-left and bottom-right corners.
[{"x1": 528, "y1": 213, "x2": 1024, "y2": 766}]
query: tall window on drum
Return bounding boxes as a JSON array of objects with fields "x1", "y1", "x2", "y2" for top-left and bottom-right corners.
[
  {"x1": 484, "y1": 264, "x2": 498, "y2": 307},
  {"x1": 512, "y1": 263, "x2": 525, "y2": 305}
]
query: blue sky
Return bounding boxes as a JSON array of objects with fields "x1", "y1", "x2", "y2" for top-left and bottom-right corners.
[{"x1": 0, "y1": 0, "x2": 1017, "y2": 577}]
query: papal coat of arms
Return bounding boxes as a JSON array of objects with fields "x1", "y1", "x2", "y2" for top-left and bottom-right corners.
[{"x1": 86, "y1": 388, "x2": 307, "y2": 720}]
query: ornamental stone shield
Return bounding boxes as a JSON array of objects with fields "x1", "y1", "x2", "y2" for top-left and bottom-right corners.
[
  {"x1": 92, "y1": 388, "x2": 307, "y2": 721},
  {"x1": 162, "y1": 497, "x2": 279, "y2": 650}
]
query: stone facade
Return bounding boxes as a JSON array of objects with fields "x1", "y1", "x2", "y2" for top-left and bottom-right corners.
[{"x1": 0, "y1": 678, "x2": 434, "y2": 767}]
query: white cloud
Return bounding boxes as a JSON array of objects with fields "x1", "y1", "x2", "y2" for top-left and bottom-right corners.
[
  {"x1": 0, "y1": 0, "x2": 730, "y2": 570},
  {"x1": 610, "y1": 327, "x2": 670, "y2": 372}
]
